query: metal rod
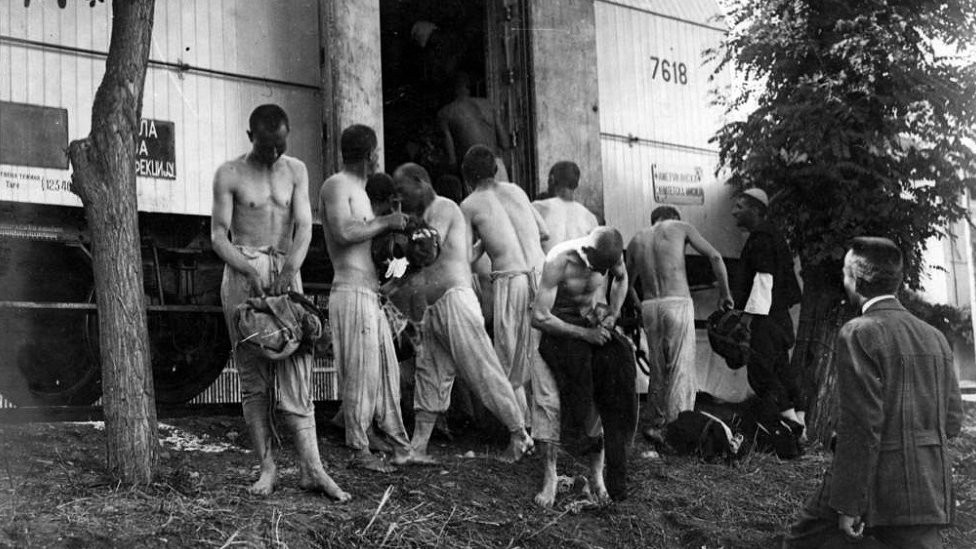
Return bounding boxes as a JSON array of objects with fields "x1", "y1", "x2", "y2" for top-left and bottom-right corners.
[
  {"x1": 0, "y1": 301, "x2": 222, "y2": 313},
  {"x1": 600, "y1": 132, "x2": 719, "y2": 156}
]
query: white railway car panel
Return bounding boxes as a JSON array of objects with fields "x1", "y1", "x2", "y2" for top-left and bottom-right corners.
[
  {"x1": 0, "y1": 0, "x2": 322, "y2": 217},
  {"x1": 595, "y1": 0, "x2": 743, "y2": 257}
]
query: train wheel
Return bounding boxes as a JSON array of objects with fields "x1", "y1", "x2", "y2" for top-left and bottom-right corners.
[
  {"x1": 148, "y1": 310, "x2": 230, "y2": 405},
  {"x1": 0, "y1": 239, "x2": 102, "y2": 407}
]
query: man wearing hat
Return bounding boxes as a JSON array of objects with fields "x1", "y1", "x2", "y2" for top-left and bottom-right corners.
[{"x1": 730, "y1": 188, "x2": 804, "y2": 426}]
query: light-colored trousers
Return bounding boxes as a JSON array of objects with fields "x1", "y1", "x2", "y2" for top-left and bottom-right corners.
[
  {"x1": 329, "y1": 284, "x2": 410, "y2": 452},
  {"x1": 413, "y1": 287, "x2": 524, "y2": 432},
  {"x1": 642, "y1": 296, "x2": 697, "y2": 424}
]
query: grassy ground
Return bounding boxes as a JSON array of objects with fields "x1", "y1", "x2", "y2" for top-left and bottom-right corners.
[{"x1": 1, "y1": 402, "x2": 974, "y2": 549}]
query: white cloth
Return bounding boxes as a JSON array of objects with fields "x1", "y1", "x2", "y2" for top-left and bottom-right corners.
[{"x1": 744, "y1": 272, "x2": 773, "y2": 315}]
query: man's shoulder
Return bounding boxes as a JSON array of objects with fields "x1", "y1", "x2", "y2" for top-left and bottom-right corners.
[
  {"x1": 430, "y1": 196, "x2": 462, "y2": 218},
  {"x1": 278, "y1": 154, "x2": 307, "y2": 173}
]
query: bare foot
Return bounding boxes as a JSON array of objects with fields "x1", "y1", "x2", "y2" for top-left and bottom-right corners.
[
  {"x1": 591, "y1": 480, "x2": 610, "y2": 506},
  {"x1": 247, "y1": 464, "x2": 277, "y2": 496},
  {"x1": 499, "y1": 433, "x2": 535, "y2": 463},
  {"x1": 300, "y1": 467, "x2": 352, "y2": 502},
  {"x1": 533, "y1": 481, "x2": 557, "y2": 509},
  {"x1": 350, "y1": 453, "x2": 397, "y2": 473},
  {"x1": 391, "y1": 449, "x2": 440, "y2": 466}
]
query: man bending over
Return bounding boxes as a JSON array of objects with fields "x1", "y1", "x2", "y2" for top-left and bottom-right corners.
[
  {"x1": 531, "y1": 228, "x2": 637, "y2": 506},
  {"x1": 390, "y1": 163, "x2": 534, "y2": 464}
]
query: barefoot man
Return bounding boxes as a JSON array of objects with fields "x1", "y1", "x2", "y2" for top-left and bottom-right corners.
[
  {"x1": 389, "y1": 163, "x2": 534, "y2": 464},
  {"x1": 626, "y1": 206, "x2": 734, "y2": 435},
  {"x1": 532, "y1": 161, "x2": 599, "y2": 252},
  {"x1": 531, "y1": 228, "x2": 636, "y2": 506},
  {"x1": 460, "y1": 145, "x2": 549, "y2": 421},
  {"x1": 211, "y1": 104, "x2": 349, "y2": 500},
  {"x1": 319, "y1": 124, "x2": 412, "y2": 472}
]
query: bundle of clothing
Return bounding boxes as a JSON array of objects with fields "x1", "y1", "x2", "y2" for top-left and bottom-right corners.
[
  {"x1": 234, "y1": 291, "x2": 324, "y2": 360},
  {"x1": 664, "y1": 392, "x2": 804, "y2": 462},
  {"x1": 371, "y1": 218, "x2": 441, "y2": 283}
]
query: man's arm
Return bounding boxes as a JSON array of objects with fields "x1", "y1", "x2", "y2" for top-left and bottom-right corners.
[
  {"x1": 461, "y1": 201, "x2": 486, "y2": 264},
  {"x1": 210, "y1": 166, "x2": 264, "y2": 296},
  {"x1": 272, "y1": 161, "x2": 312, "y2": 294},
  {"x1": 532, "y1": 204, "x2": 550, "y2": 243},
  {"x1": 602, "y1": 257, "x2": 628, "y2": 329},
  {"x1": 531, "y1": 256, "x2": 609, "y2": 345},
  {"x1": 685, "y1": 224, "x2": 734, "y2": 309},
  {"x1": 828, "y1": 323, "x2": 885, "y2": 522},
  {"x1": 493, "y1": 106, "x2": 511, "y2": 151},
  {"x1": 438, "y1": 111, "x2": 458, "y2": 169},
  {"x1": 321, "y1": 179, "x2": 405, "y2": 247}
]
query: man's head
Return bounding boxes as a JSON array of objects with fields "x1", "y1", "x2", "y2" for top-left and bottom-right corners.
[
  {"x1": 461, "y1": 145, "x2": 497, "y2": 185},
  {"x1": 547, "y1": 161, "x2": 580, "y2": 197},
  {"x1": 247, "y1": 104, "x2": 289, "y2": 166},
  {"x1": 341, "y1": 124, "x2": 379, "y2": 174},
  {"x1": 651, "y1": 205, "x2": 680, "y2": 224},
  {"x1": 434, "y1": 174, "x2": 466, "y2": 203},
  {"x1": 393, "y1": 163, "x2": 436, "y2": 215},
  {"x1": 366, "y1": 172, "x2": 397, "y2": 216},
  {"x1": 731, "y1": 188, "x2": 768, "y2": 230},
  {"x1": 581, "y1": 227, "x2": 624, "y2": 274},
  {"x1": 843, "y1": 237, "x2": 903, "y2": 302}
]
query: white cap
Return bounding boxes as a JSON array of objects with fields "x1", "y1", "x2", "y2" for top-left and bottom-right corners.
[{"x1": 741, "y1": 188, "x2": 769, "y2": 207}]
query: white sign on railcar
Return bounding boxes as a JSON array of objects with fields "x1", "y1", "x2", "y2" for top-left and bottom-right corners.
[{"x1": 651, "y1": 164, "x2": 705, "y2": 205}]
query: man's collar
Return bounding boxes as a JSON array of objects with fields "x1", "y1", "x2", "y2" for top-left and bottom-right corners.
[{"x1": 861, "y1": 294, "x2": 897, "y2": 314}]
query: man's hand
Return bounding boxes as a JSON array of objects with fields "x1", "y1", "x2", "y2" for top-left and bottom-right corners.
[
  {"x1": 383, "y1": 211, "x2": 409, "y2": 231},
  {"x1": 598, "y1": 313, "x2": 617, "y2": 331},
  {"x1": 245, "y1": 267, "x2": 266, "y2": 297},
  {"x1": 269, "y1": 266, "x2": 296, "y2": 296},
  {"x1": 581, "y1": 326, "x2": 612, "y2": 346},
  {"x1": 838, "y1": 514, "x2": 864, "y2": 540},
  {"x1": 718, "y1": 293, "x2": 734, "y2": 311}
]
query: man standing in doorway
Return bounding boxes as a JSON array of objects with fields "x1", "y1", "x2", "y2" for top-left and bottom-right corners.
[
  {"x1": 319, "y1": 124, "x2": 412, "y2": 472},
  {"x1": 730, "y1": 188, "x2": 803, "y2": 425},
  {"x1": 627, "y1": 205, "x2": 734, "y2": 433},
  {"x1": 211, "y1": 104, "x2": 349, "y2": 500},
  {"x1": 438, "y1": 72, "x2": 512, "y2": 182},
  {"x1": 532, "y1": 161, "x2": 599, "y2": 253}
]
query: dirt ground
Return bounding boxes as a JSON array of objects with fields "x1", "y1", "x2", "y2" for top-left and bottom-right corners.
[{"x1": 1, "y1": 402, "x2": 974, "y2": 549}]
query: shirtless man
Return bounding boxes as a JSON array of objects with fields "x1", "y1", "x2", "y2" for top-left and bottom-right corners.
[
  {"x1": 532, "y1": 161, "x2": 599, "y2": 252},
  {"x1": 319, "y1": 124, "x2": 412, "y2": 472},
  {"x1": 438, "y1": 72, "x2": 511, "y2": 181},
  {"x1": 388, "y1": 163, "x2": 534, "y2": 464},
  {"x1": 211, "y1": 104, "x2": 349, "y2": 501},
  {"x1": 460, "y1": 145, "x2": 549, "y2": 421},
  {"x1": 626, "y1": 206, "x2": 734, "y2": 434},
  {"x1": 531, "y1": 228, "x2": 635, "y2": 507}
]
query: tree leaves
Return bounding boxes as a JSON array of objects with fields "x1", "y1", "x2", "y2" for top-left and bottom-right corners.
[{"x1": 715, "y1": 0, "x2": 976, "y2": 289}]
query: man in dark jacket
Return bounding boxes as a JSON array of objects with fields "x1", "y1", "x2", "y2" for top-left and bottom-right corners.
[
  {"x1": 783, "y1": 237, "x2": 963, "y2": 549},
  {"x1": 731, "y1": 188, "x2": 804, "y2": 425}
]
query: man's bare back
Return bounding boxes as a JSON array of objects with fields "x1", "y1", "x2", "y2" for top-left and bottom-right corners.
[
  {"x1": 439, "y1": 97, "x2": 504, "y2": 163},
  {"x1": 319, "y1": 171, "x2": 406, "y2": 287},
  {"x1": 627, "y1": 219, "x2": 732, "y2": 306},
  {"x1": 461, "y1": 181, "x2": 548, "y2": 273},
  {"x1": 532, "y1": 197, "x2": 598, "y2": 253}
]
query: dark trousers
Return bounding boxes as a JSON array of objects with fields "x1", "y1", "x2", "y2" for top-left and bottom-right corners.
[
  {"x1": 747, "y1": 310, "x2": 803, "y2": 413},
  {"x1": 539, "y1": 331, "x2": 638, "y2": 501},
  {"x1": 784, "y1": 471, "x2": 944, "y2": 549}
]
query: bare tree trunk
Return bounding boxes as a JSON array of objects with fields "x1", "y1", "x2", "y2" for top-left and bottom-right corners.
[
  {"x1": 791, "y1": 263, "x2": 852, "y2": 445},
  {"x1": 68, "y1": 0, "x2": 157, "y2": 484}
]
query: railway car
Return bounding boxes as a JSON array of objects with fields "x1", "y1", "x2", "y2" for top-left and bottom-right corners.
[{"x1": 3, "y1": 0, "x2": 972, "y2": 408}]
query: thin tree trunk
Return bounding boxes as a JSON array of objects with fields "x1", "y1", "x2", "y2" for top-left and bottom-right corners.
[
  {"x1": 68, "y1": 0, "x2": 157, "y2": 484},
  {"x1": 791, "y1": 263, "x2": 852, "y2": 445}
]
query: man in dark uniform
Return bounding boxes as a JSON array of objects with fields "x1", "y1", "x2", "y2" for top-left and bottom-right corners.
[
  {"x1": 783, "y1": 237, "x2": 962, "y2": 548},
  {"x1": 730, "y1": 188, "x2": 804, "y2": 425}
]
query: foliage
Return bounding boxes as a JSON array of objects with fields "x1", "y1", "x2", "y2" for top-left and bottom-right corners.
[
  {"x1": 901, "y1": 290, "x2": 975, "y2": 344},
  {"x1": 713, "y1": 0, "x2": 976, "y2": 288}
]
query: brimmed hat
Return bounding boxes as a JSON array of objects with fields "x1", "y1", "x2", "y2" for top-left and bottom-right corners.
[{"x1": 740, "y1": 188, "x2": 769, "y2": 207}]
